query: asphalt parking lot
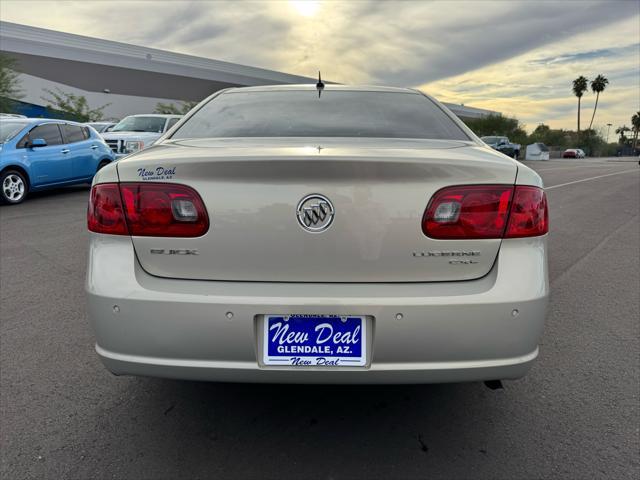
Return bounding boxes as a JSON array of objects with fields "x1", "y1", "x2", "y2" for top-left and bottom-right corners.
[{"x1": 1, "y1": 157, "x2": 638, "y2": 479}]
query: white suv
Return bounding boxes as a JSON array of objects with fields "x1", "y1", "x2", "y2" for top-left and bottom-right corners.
[{"x1": 101, "y1": 114, "x2": 181, "y2": 158}]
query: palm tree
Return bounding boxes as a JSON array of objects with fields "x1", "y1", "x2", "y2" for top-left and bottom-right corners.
[
  {"x1": 631, "y1": 111, "x2": 640, "y2": 149},
  {"x1": 572, "y1": 76, "x2": 588, "y2": 139},
  {"x1": 615, "y1": 125, "x2": 631, "y2": 144},
  {"x1": 588, "y1": 74, "x2": 609, "y2": 130}
]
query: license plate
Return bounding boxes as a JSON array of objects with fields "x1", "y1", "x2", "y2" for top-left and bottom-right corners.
[{"x1": 263, "y1": 315, "x2": 367, "y2": 367}]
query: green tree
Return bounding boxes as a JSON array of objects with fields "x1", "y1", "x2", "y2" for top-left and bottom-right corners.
[
  {"x1": 154, "y1": 101, "x2": 198, "y2": 115},
  {"x1": 41, "y1": 88, "x2": 110, "y2": 122},
  {"x1": 587, "y1": 74, "x2": 609, "y2": 130},
  {"x1": 572, "y1": 76, "x2": 589, "y2": 139},
  {"x1": 0, "y1": 53, "x2": 23, "y2": 112},
  {"x1": 464, "y1": 114, "x2": 528, "y2": 146},
  {"x1": 631, "y1": 111, "x2": 640, "y2": 149},
  {"x1": 579, "y1": 128, "x2": 608, "y2": 156},
  {"x1": 529, "y1": 124, "x2": 568, "y2": 147}
]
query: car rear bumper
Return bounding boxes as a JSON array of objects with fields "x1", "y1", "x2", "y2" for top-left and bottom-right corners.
[
  {"x1": 96, "y1": 344, "x2": 538, "y2": 384},
  {"x1": 86, "y1": 234, "x2": 548, "y2": 384}
]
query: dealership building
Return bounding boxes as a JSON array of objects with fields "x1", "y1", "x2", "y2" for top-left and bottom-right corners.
[{"x1": 0, "y1": 21, "x2": 497, "y2": 121}]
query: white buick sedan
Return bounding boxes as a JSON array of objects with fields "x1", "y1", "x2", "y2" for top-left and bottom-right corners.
[{"x1": 86, "y1": 85, "x2": 548, "y2": 384}]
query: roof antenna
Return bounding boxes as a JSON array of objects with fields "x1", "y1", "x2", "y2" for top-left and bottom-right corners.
[{"x1": 316, "y1": 71, "x2": 324, "y2": 98}]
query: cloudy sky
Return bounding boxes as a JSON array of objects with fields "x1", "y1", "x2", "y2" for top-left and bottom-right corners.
[{"x1": 2, "y1": 0, "x2": 638, "y2": 132}]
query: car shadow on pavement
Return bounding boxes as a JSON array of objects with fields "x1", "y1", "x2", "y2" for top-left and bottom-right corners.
[
  {"x1": 88, "y1": 377, "x2": 507, "y2": 478},
  {"x1": 0, "y1": 184, "x2": 91, "y2": 207},
  {"x1": 26, "y1": 185, "x2": 90, "y2": 201}
]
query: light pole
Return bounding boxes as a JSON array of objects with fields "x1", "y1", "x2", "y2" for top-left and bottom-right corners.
[{"x1": 606, "y1": 123, "x2": 612, "y2": 143}]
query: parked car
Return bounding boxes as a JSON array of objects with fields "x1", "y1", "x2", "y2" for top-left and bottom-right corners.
[
  {"x1": 562, "y1": 148, "x2": 586, "y2": 158},
  {"x1": 85, "y1": 122, "x2": 117, "y2": 134},
  {"x1": 480, "y1": 136, "x2": 521, "y2": 159},
  {"x1": 0, "y1": 118, "x2": 115, "y2": 204},
  {"x1": 87, "y1": 84, "x2": 549, "y2": 384},
  {"x1": 101, "y1": 114, "x2": 182, "y2": 158}
]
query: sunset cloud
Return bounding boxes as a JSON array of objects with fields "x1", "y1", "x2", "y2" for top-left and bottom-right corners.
[{"x1": 1, "y1": 0, "x2": 638, "y2": 131}]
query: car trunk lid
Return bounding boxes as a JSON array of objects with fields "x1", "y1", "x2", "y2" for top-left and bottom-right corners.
[{"x1": 116, "y1": 138, "x2": 517, "y2": 282}]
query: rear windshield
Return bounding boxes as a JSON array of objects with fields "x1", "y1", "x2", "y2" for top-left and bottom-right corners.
[
  {"x1": 0, "y1": 121, "x2": 28, "y2": 143},
  {"x1": 171, "y1": 90, "x2": 469, "y2": 140},
  {"x1": 112, "y1": 116, "x2": 166, "y2": 133},
  {"x1": 87, "y1": 123, "x2": 108, "y2": 132}
]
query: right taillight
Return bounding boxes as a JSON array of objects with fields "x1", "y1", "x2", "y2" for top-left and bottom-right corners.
[
  {"x1": 504, "y1": 186, "x2": 548, "y2": 238},
  {"x1": 88, "y1": 182, "x2": 209, "y2": 237},
  {"x1": 423, "y1": 185, "x2": 548, "y2": 239}
]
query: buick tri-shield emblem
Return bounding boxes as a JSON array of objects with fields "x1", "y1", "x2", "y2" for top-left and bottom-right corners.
[{"x1": 296, "y1": 194, "x2": 335, "y2": 233}]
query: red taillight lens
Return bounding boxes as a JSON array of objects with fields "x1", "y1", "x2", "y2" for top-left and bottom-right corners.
[
  {"x1": 423, "y1": 185, "x2": 514, "y2": 239},
  {"x1": 88, "y1": 183, "x2": 209, "y2": 237},
  {"x1": 88, "y1": 183, "x2": 128, "y2": 235},
  {"x1": 422, "y1": 185, "x2": 548, "y2": 239},
  {"x1": 120, "y1": 183, "x2": 209, "y2": 237},
  {"x1": 504, "y1": 186, "x2": 548, "y2": 238}
]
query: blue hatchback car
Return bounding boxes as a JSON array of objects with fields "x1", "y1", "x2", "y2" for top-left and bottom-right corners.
[{"x1": 0, "y1": 118, "x2": 115, "y2": 204}]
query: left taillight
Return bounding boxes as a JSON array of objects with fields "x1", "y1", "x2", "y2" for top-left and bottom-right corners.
[
  {"x1": 88, "y1": 183, "x2": 128, "y2": 235},
  {"x1": 88, "y1": 183, "x2": 209, "y2": 237}
]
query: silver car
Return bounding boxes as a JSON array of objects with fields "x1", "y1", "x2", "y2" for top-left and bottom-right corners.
[
  {"x1": 86, "y1": 85, "x2": 549, "y2": 384},
  {"x1": 84, "y1": 122, "x2": 116, "y2": 134}
]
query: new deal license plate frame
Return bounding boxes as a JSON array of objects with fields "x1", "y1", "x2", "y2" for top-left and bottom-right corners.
[{"x1": 261, "y1": 314, "x2": 368, "y2": 367}]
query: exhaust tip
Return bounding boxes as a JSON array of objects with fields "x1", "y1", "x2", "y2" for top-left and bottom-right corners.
[{"x1": 484, "y1": 380, "x2": 504, "y2": 390}]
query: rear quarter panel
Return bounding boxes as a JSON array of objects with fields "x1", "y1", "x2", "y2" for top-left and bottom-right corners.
[{"x1": 514, "y1": 162, "x2": 544, "y2": 187}]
